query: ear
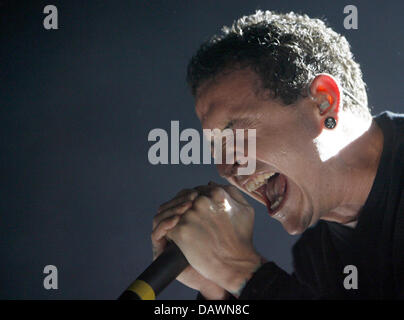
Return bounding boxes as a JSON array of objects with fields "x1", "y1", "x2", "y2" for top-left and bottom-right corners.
[{"x1": 308, "y1": 73, "x2": 342, "y2": 128}]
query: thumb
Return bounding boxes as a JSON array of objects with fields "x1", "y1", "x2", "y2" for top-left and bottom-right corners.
[
  {"x1": 209, "y1": 181, "x2": 249, "y2": 206},
  {"x1": 222, "y1": 184, "x2": 249, "y2": 205}
]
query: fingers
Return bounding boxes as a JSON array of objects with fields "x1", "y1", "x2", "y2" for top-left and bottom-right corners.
[
  {"x1": 195, "y1": 182, "x2": 226, "y2": 202},
  {"x1": 206, "y1": 181, "x2": 249, "y2": 206},
  {"x1": 153, "y1": 200, "x2": 193, "y2": 230},
  {"x1": 152, "y1": 214, "x2": 181, "y2": 243},
  {"x1": 151, "y1": 215, "x2": 181, "y2": 260},
  {"x1": 158, "y1": 190, "x2": 198, "y2": 213},
  {"x1": 175, "y1": 188, "x2": 195, "y2": 198},
  {"x1": 210, "y1": 181, "x2": 249, "y2": 204},
  {"x1": 152, "y1": 182, "x2": 248, "y2": 261},
  {"x1": 221, "y1": 184, "x2": 249, "y2": 205},
  {"x1": 193, "y1": 185, "x2": 210, "y2": 196},
  {"x1": 152, "y1": 195, "x2": 195, "y2": 260}
]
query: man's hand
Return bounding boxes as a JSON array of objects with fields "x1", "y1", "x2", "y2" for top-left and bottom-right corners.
[
  {"x1": 151, "y1": 188, "x2": 230, "y2": 299},
  {"x1": 164, "y1": 182, "x2": 262, "y2": 297}
]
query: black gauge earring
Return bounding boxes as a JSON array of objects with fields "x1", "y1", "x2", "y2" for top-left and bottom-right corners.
[{"x1": 324, "y1": 117, "x2": 337, "y2": 129}]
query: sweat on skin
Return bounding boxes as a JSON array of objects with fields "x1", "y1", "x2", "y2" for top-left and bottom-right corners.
[{"x1": 151, "y1": 68, "x2": 383, "y2": 299}]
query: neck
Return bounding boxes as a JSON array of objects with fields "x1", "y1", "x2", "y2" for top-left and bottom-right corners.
[{"x1": 321, "y1": 118, "x2": 384, "y2": 225}]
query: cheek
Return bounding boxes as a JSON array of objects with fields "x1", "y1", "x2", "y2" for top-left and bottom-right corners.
[
  {"x1": 254, "y1": 111, "x2": 320, "y2": 167},
  {"x1": 256, "y1": 130, "x2": 312, "y2": 162},
  {"x1": 255, "y1": 136, "x2": 320, "y2": 192}
]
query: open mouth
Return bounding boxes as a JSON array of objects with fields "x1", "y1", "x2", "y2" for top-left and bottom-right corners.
[{"x1": 244, "y1": 172, "x2": 288, "y2": 216}]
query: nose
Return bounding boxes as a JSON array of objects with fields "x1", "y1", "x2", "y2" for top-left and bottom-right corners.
[{"x1": 216, "y1": 162, "x2": 239, "y2": 179}]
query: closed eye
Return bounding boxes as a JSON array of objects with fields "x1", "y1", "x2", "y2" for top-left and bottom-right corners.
[{"x1": 223, "y1": 120, "x2": 234, "y2": 130}]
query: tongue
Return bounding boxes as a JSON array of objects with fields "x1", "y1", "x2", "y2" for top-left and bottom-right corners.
[{"x1": 266, "y1": 174, "x2": 287, "y2": 204}]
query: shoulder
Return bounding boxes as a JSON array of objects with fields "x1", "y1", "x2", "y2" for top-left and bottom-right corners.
[
  {"x1": 373, "y1": 111, "x2": 404, "y2": 182},
  {"x1": 373, "y1": 111, "x2": 404, "y2": 139}
]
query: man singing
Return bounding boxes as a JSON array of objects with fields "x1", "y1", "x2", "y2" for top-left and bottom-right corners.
[{"x1": 151, "y1": 10, "x2": 404, "y2": 299}]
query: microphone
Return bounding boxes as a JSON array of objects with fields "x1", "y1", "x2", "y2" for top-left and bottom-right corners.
[{"x1": 118, "y1": 242, "x2": 189, "y2": 300}]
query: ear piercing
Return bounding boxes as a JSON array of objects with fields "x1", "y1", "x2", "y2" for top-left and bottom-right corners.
[
  {"x1": 308, "y1": 92, "x2": 336, "y2": 129},
  {"x1": 307, "y1": 86, "x2": 331, "y2": 113},
  {"x1": 319, "y1": 101, "x2": 330, "y2": 113},
  {"x1": 324, "y1": 117, "x2": 337, "y2": 129}
]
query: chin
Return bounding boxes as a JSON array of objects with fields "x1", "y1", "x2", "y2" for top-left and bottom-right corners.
[
  {"x1": 282, "y1": 222, "x2": 306, "y2": 235},
  {"x1": 279, "y1": 210, "x2": 312, "y2": 235}
]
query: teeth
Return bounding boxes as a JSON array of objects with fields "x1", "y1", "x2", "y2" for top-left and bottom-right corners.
[
  {"x1": 245, "y1": 172, "x2": 277, "y2": 192},
  {"x1": 275, "y1": 211, "x2": 285, "y2": 220},
  {"x1": 270, "y1": 196, "x2": 284, "y2": 211}
]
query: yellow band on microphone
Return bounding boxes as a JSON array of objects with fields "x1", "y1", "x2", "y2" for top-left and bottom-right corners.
[{"x1": 127, "y1": 280, "x2": 156, "y2": 300}]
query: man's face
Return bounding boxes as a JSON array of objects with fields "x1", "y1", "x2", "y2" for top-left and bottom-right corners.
[{"x1": 195, "y1": 68, "x2": 328, "y2": 235}]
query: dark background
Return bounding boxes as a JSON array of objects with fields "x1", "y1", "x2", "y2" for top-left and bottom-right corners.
[{"x1": 1, "y1": 0, "x2": 403, "y2": 299}]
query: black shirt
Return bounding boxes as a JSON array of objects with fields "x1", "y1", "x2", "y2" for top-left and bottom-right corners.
[{"x1": 198, "y1": 111, "x2": 404, "y2": 300}]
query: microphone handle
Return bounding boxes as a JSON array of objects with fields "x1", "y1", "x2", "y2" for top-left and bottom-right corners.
[{"x1": 118, "y1": 242, "x2": 189, "y2": 300}]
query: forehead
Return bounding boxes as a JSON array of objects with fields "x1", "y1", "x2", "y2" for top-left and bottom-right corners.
[{"x1": 195, "y1": 68, "x2": 262, "y2": 128}]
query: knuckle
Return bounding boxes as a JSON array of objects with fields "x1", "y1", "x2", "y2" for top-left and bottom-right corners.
[
  {"x1": 176, "y1": 188, "x2": 192, "y2": 197},
  {"x1": 183, "y1": 209, "x2": 197, "y2": 221},
  {"x1": 210, "y1": 186, "x2": 225, "y2": 200},
  {"x1": 152, "y1": 213, "x2": 166, "y2": 230},
  {"x1": 166, "y1": 224, "x2": 180, "y2": 241},
  {"x1": 173, "y1": 201, "x2": 189, "y2": 213},
  {"x1": 153, "y1": 217, "x2": 174, "y2": 238},
  {"x1": 164, "y1": 215, "x2": 177, "y2": 227},
  {"x1": 173, "y1": 223, "x2": 188, "y2": 241},
  {"x1": 186, "y1": 190, "x2": 198, "y2": 200},
  {"x1": 193, "y1": 195, "x2": 210, "y2": 209}
]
